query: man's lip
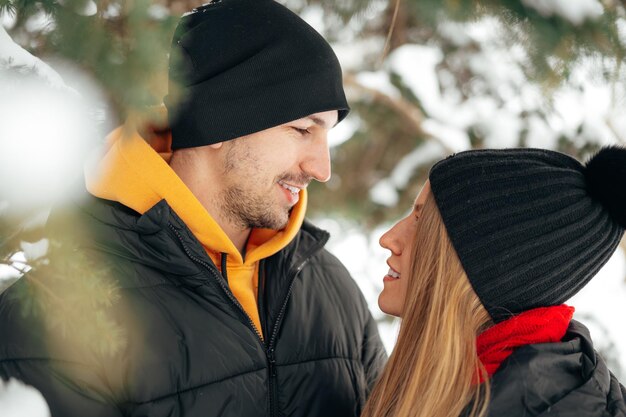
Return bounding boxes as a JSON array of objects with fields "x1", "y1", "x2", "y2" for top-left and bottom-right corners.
[{"x1": 280, "y1": 181, "x2": 306, "y2": 189}]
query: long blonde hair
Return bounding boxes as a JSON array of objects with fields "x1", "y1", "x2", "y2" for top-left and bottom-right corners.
[{"x1": 362, "y1": 191, "x2": 493, "y2": 417}]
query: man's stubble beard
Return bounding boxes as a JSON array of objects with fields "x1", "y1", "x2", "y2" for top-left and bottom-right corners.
[
  {"x1": 220, "y1": 185, "x2": 290, "y2": 230},
  {"x1": 219, "y1": 140, "x2": 290, "y2": 230}
]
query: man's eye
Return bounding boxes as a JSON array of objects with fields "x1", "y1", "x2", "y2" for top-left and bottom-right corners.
[{"x1": 292, "y1": 127, "x2": 311, "y2": 135}]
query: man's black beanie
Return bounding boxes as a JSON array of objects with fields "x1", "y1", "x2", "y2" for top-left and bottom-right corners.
[
  {"x1": 164, "y1": 0, "x2": 350, "y2": 149},
  {"x1": 429, "y1": 147, "x2": 626, "y2": 323}
]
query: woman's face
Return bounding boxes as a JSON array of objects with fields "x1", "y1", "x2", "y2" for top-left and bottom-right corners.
[{"x1": 378, "y1": 180, "x2": 431, "y2": 317}]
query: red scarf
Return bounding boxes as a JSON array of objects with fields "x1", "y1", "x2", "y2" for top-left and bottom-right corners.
[{"x1": 475, "y1": 304, "x2": 574, "y2": 383}]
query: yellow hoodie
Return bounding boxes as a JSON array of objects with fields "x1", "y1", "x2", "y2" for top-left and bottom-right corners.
[{"x1": 85, "y1": 125, "x2": 306, "y2": 339}]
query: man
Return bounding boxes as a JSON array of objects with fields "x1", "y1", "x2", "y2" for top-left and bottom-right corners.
[{"x1": 0, "y1": 0, "x2": 386, "y2": 416}]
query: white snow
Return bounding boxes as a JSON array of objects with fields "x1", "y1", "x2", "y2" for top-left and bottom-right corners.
[
  {"x1": 20, "y1": 239, "x2": 49, "y2": 262},
  {"x1": 333, "y1": 36, "x2": 387, "y2": 73},
  {"x1": 480, "y1": 110, "x2": 524, "y2": 148},
  {"x1": 421, "y1": 119, "x2": 471, "y2": 152},
  {"x1": 525, "y1": 115, "x2": 559, "y2": 149},
  {"x1": 369, "y1": 141, "x2": 448, "y2": 206},
  {"x1": 0, "y1": 27, "x2": 107, "y2": 211},
  {"x1": 24, "y1": 11, "x2": 55, "y2": 34},
  {"x1": 0, "y1": 81, "x2": 96, "y2": 209},
  {"x1": 570, "y1": 247, "x2": 626, "y2": 378},
  {"x1": 329, "y1": 114, "x2": 361, "y2": 148},
  {"x1": 78, "y1": 1, "x2": 98, "y2": 17},
  {"x1": 102, "y1": 3, "x2": 122, "y2": 19},
  {"x1": 0, "y1": 378, "x2": 50, "y2": 417},
  {"x1": 356, "y1": 71, "x2": 402, "y2": 99},
  {"x1": 387, "y1": 45, "x2": 444, "y2": 119},
  {"x1": 147, "y1": 4, "x2": 169, "y2": 20},
  {"x1": 0, "y1": 26, "x2": 65, "y2": 88},
  {"x1": 369, "y1": 179, "x2": 399, "y2": 207},
  {"x1": 522, "y1": 0, "x2": 604, "y2": 25},
  {"x1": 617, "y1": 18, "x2": 626, "y2": 45},
  {"x1": 438, "y1": 21, "x2": 473, "y2": 47},
  {"x1": 389, "y1": 141, "x2": 447, "y2": 188},
  {"x1": 0, "y1": 264, "x2": 22, "y2": 282},
  {"x1": 1, "y1": 10, "x2": 16, "y2": 30},
  {"x1": 299, "y1": 3, "x2": 326, "y2": 34}
]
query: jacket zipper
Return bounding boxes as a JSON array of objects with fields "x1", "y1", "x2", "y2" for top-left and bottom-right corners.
[
  {"x1": 265, "y1": 248, "x2": 321, "y2": 417},
  {"x1": 168, "y1": 222, "x2": 325, "y2": 417},
  {"x1": 167, "y1": 224, "x2": 264, "y2": 342}
]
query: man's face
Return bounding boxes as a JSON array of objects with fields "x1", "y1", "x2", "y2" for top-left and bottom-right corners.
[{"x1": 217, "y1": 110, "x2": 338, "y2": 230}]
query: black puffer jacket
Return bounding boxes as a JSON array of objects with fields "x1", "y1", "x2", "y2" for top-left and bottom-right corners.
[
  {"x1": 0, "y1": 196, "x2": 386, "y2": 417},
  {"x1": 485, "y1": 320, "x2": 626, "y2": 417}
]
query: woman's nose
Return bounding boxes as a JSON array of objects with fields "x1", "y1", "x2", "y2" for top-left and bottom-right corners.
[{"x1": 379, "y1": 223, "x2": 402, "y2": 255}]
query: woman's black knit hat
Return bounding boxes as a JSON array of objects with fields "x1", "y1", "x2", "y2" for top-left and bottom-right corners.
[
  {"x1": 164, "y1": 0, "x2": 349, "y2": 150},
  {"x1": 429, "y1": 146, "x2": 626, "y2": 323}
]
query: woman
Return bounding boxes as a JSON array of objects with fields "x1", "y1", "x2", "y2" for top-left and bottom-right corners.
[{"x1": 362, "y1": 147, "x2": 626, "y2": 417}]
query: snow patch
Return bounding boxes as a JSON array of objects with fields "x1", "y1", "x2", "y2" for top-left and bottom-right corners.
[
  {"x1": 525, "y1": 115, "x2": 558, "y2": 149},
  {"x1": 570, "y1": 247, "x2": 626, "y2": 377},
  {"x1": 387, "y1": 45, "x2": 444, "y2": 118},
  {"x1": 329, "y1": 114, "x2": 360, "y2": 148},
  {"x1": 24, "y1": 11, "x2": 55, "y2": 34},
  {"x1": 0, "y1": 264, "x2": 22, "y2": 282},
  {"x1": 390, "y1": 141, "x2": 446, "y2": 188},
  {"x1": 147, "y1": 4, "x2": 169, "y2": 20},
  {"x1": 299, "y1": 4, "x2": 325, "y2": 34},
  {"x1": 0, "y1": 378, "x2": 50, "y2": 417},
  {"x1": 480, "y1": 110, "x2": 523, "y2": 148},
  {"x1": 370, "y1": 179, "x2": 399, "y2": 207},
  {"x1": 0, "y1": 28, "x2": 107, "y2": 210},
  {"x1": 0, "y1": 26, "x2": 65, "y2": 88},
  {"x1": 421, "y1": 119, "x2": 471, "y2": 152},
  {"x1": 522, "y1": 0, "x2": 604, "y2": 25},
  {"x1": 1, "y1": 10, "x2": 16, "y2": 30},
  {"x1": 370, "y1": 141, "x2": 447, "y2": 207},
  {"x1": 20, "y1": 239, "x2": 49, "y2": 262},
  {"x1": 77, "y1": 0, "x2": 98, "y2": 17},
  {"x1": 0, "y1": 79, "x2": 96, "y2": 209},
  {"x1": 356, "y1": 71, "x2": 401, "y2": 99},
  {"x1": 333, "y1": 37, "x2": 386, "y2": 72}
]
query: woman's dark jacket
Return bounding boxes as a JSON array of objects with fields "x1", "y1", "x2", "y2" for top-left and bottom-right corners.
[
  {"x1": 0, "y1": 196, "x2": 387, "y2": 417},
  {"x1": 486, "y1": 320, "x2": 626, "y2": 417}
]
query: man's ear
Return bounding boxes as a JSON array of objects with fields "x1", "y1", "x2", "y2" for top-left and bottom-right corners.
[{"x1": 209, "y1": 142, "x2": 223, "y2": 149}]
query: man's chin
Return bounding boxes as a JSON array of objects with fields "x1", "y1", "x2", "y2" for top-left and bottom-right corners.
[{"x1": 249, "y1": 210, "x2": 290, "y2": 230}]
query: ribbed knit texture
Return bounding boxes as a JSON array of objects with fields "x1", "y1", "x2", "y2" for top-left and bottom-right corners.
[
  {"x1": 164, "y1": 0, "x2": 349, "y2": 149},
  {"x1": 429, "y1": 149, "x2": 624, "y2": 323}
]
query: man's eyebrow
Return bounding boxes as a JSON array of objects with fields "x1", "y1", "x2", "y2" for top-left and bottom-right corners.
[{"x1": 307, "y1": 116, "x2": 337, "y2": 129}]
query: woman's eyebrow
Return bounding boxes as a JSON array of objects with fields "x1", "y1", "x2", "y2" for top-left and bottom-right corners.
[{"x1": 413, "y1": 202, "x2": 424, "y2": 212}]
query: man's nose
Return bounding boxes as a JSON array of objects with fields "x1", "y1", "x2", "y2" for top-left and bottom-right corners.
[{"x1": 302, "y1": 134, "x2": 331, "y2": 183}]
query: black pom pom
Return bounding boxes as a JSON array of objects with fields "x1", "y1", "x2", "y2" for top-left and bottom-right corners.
[{"x1": 585, "y1": 146, "x2": 626, "y2": 228}]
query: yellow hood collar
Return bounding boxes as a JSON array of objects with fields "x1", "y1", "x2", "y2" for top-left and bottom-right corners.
[{"x1": 85, "y1": 126, "x2": 306, "y2": 266}]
